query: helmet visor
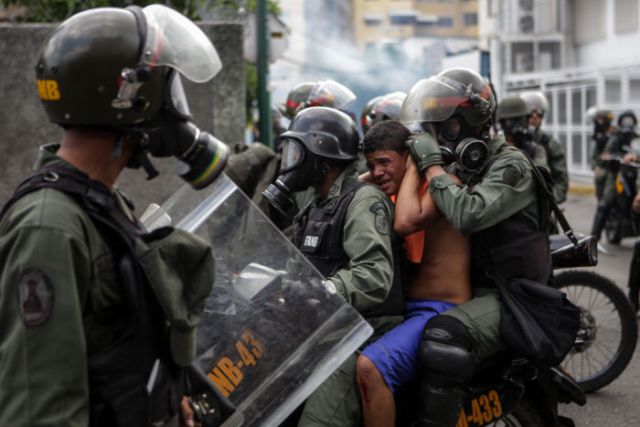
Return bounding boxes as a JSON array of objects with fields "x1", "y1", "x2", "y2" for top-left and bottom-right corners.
[
  {"x1": 168, "y1": 73, "x2": 191, "y2": 118},
  {"x1": 280, "y1": 138, "x2": 305, "y2": 172},
  {"x1": 400, "y1": 77, "x2": 470, "y2": 129},
  {"x1": 307, "y1": 80, "x2": 356, "y2": 110},
  {"x1": 142, "y1": 5, "x2": 222, "y2": 83}
]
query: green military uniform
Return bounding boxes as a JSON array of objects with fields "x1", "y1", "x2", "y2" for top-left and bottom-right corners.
[
  {"x1": 298, "y1": 164, "x2": 401, "y2": 427},
  {"x1": 601, "y1": 135, "x2": 628, "y2": 204},
  {"x1": 530, "y1": 142, "x2": 549, "y2": 171},
  {"x1": 532, "y1": 128, "x2": 569, "y2": 203},
  {"x1": 0, "y1": 147, "x2": 214, "y2": 426},
  {"x1": 428, "y1": 136, "x2": 540, "y2": 362},
  {"x1": 592, "y1": 133, "x2": 611, "y2": 200}
]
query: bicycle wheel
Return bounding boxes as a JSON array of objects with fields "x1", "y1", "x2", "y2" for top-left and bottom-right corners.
[{"x1": 553, "y1": 270, "x2": 638, "y2": 393}]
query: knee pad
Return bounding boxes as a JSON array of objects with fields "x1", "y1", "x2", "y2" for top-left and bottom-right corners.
[{"x1": 419, "y1": 315, "x2": 475, "y2": 386}]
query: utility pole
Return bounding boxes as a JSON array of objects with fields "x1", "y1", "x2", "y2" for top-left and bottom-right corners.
[{"x1": 257, "y1": 0, "x2": 272, "y2": 147}]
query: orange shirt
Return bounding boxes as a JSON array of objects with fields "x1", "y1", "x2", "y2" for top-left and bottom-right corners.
[{"x1": 390, "y1": 181, "x2": 428, "y2": 263}]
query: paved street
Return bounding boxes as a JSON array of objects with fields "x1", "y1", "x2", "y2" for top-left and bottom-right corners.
[{"x1": 558, "y1": 192, "x2": 640, "y2": 426}]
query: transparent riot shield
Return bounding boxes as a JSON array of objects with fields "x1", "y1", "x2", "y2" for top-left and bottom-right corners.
[{"x1": 143, "y1": 174, "x2": 372, "y2": 426}]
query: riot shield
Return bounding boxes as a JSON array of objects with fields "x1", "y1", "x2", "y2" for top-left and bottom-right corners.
[{"x1": 144, "y1": 174, "x2": 372, "y2": 426}]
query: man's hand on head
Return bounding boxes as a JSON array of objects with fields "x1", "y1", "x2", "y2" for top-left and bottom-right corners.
[{"x1": 405, "y1": 133, "x2": 443, "y2": 173}]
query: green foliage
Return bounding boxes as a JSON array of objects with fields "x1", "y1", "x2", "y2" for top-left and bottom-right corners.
[
  {"x1": 2, "y1": 1, "x2": 199, "y2": 22},
  {"x1": 245, "y1": 0, "x2": 280, "y2": 15},
  {"x1": 245, "y1": 61, "x2": 258, "y2": 123},
  {"x1": 2, "y1": 0, "x2": 280, "y2": 22},
  {"x1": 4, "y1": 0, "x2": 282, "y2": 126}
]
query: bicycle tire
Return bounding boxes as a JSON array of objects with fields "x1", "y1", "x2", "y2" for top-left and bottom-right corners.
[{"x1": 553, "y1": 270, "x2": 637, "y2": 393}]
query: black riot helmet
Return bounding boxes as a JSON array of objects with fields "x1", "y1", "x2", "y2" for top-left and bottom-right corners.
[
  {"x1": 361, "y1": 92, "x2": 406, "y2": 135},
  {"x1": 618, "y1": 110, "x2": 638, "y2": 131},
  {"x1": 35, "y1": 5, "x2": 228, "y2": 189},
  {"x1": 400, "y1": 68, "x2": 496, "y2": 172},
  {"x1": 263, "y1": 107, "x2": 359, "y2": 218}
]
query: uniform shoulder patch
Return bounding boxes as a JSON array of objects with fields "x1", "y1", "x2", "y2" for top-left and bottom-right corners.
[
  {"x1": 502, "y1": 161, "x2": 526, "y2": 187},
  {"x1": 369, "y1": 201, "x2": 390, "y2": 234},
  {"x1": 17, "y1": 268, "x2": 54, "y2": 327}
]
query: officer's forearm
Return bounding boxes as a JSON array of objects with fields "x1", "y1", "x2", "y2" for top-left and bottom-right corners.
[
  {"x1": 425, "y1": 164, "x2": 447, "y2": 182},
  {"x1": 331, "y1": 261, "x2": 392, "y2": 312},
  {"x1": 427, "y1": 160, "x2": 535, "y2": 234}
]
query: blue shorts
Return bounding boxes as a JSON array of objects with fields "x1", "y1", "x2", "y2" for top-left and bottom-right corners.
[{"x1": 361, "y1": 300, "x2": 456, "y2": 393}]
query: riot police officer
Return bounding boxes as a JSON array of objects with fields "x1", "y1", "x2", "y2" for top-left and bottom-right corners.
[
  {"x1": 496, "y1": 96, "x2": 548, "y2": 168},
  {"x1": 0, "y1": 6, "x2": 225, "y2": 426},
  {"x1": 280, "y1": 80, "x2": 357, "y2": 120},
  {"x1": 587, "y1": 107, "x2": 615, "y2": 200},
  {"x1": 401, "y1": 68, "x2": 553, "y2": 426},
  {"x1": 591, "y1": 110, "x2": 638, "y2": 241},
  {"x1": 521, "y1": 91, "x2": 569, "y2": 203},
  {"x1": 361, "y1": 91, "x2": 407, "y2": 135},
  {"x1": 264, "y1": 106, "x2": 403, "y2": 426}
]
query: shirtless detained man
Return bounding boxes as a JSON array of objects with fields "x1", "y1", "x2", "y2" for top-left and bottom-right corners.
[{"x1": 356, "y1": 120, "x2": 471, "y2": 426}]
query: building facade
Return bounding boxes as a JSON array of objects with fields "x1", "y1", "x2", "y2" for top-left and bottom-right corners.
[
  {"x1": 483, "y1": 0, "x2": 640, "y2": 179},
  {"x1": 352, "y1": 0, "x2": 479, "y2": 51}
]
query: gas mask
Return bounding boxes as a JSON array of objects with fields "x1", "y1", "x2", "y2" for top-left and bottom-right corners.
[
  {"x1": 263, "y1": 137, "x2": 327, "y2": 219},
  {"x1": 119, "y1": 70, "x2": 228, "y2": 189},
  {"x1": 112, "y1": 5, "x2": 228, "y2": 189},
  {"x1": 619, "y1": 115, "x2": 637, "y2": 139},
  {"x1": 428, "y1": 116, "x2": 489, "y2": 173}
]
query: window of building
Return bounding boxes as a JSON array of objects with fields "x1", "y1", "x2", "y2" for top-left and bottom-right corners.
[
  {"x1": 586, "y1": 87, "x2": 597, "y2": 117},
  {"x1": 438, "y1": 16, "x2": 453, "y2": 27},
  {"x1": 539, "y1": 42, "x2": 560, "y2": 70},
  {"x1": 572, "y1": 133, "x2": 583, "y2": 167},
  {"x1": 464, "y1": 12, "x2": 478, "y2": 26},
  {"x1": 487, "y1": 0, "x2": 496, "y2": 17},
  {"x1": 545, "y1": 92, "x2": 554, "y2": 125},
  {"x1": 535, "y1": 0, "x2": 558, "y2": 33},
  {"x1": 630, "y1": 78, "x2": 640, "y2": 101},
  {"x1": 416, "y1": 15, "x2": 438, "y2": 27},
  {"x1": 605, "y1": 78, "x2": 622, "y2": 103},
  {"x1": 390, "y1": 11, "x2": 417, "y2": 25},
  {"x1": 364, "y1": 13, "x2": 384, "y2": 26},
  {"x1": 511, "y1": 42, "x2": 534, "y2": 73},
  {"x1": 572, "y1": 89, "x2": 583, "y2": 125},
  {"x1": 573, "y1": 0, "x2": 606, "y2": 45},
  {"x1": 615, "y1": 0, "x2": 638, "y2": 33},
  {"x1": 557, "y1": 91, "x2": 567, "y2": 125}
]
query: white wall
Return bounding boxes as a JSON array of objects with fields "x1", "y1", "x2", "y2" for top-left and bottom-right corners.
[{"x1": 575, "y1": 0, "x2": 640, "y2": 67}]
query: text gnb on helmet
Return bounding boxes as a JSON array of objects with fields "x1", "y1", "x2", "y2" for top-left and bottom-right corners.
[{"x1": 36, "y1": 5, "x2": 228, "y2": 189}]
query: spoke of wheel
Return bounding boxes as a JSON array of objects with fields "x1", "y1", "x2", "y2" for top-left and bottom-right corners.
[
  {"x1": 595, "y1": 306, "x2": 620, "y2": 327},
  {"x1": 571, "y1": 284, "x2": 587, "y2": 304},
  {"x1": 584, "y1": 348, "x2": 595, "y2": 378},
  {"x1": 592, "y1": 340, "x2": 618, "y2": 365}
]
